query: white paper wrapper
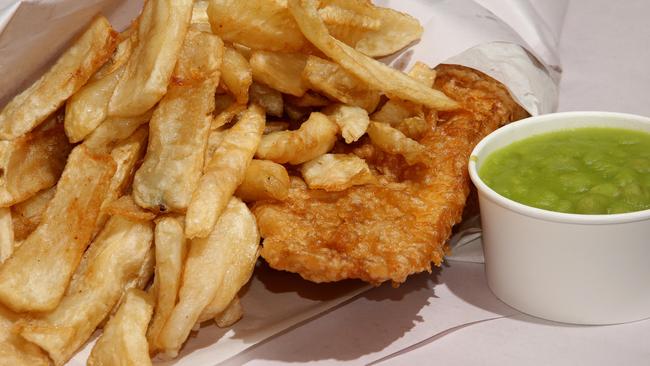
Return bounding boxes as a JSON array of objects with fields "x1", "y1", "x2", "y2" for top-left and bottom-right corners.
[{"x1": 0, "y1": 0, "x2": 564, "y2": 364}]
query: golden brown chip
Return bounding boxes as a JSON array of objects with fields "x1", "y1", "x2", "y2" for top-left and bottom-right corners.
[
  {"x1": 0, "y1": 145, "x2": 115, "y2": 312},
  {"x1": 235, "y1": 159, "x2": 291, "y2": 201},
  {"x1": 104, "y1": 195, "x2": 157, "y2": 222},
  {"x1": 395, "y1": 116, "x2": 430, "y2": 140},
  {"x1": 191, "y1": 0, "x2": 212, "y2": 32},
  {"x1": 0, "y1": 16, "x2": 117, "y2": 140},
  {"x1": 221, "y1": 47, "x2": 253, "y2": 104},
  {"x1": 250, "y1": 50, "x2": 308, "y2": 96},
  {"x1": 322, "y1": 103, "x2": 369, "y2": 143},
  {"x1": 249, "y1": 82, "x2": 284, "y2": 117},
  {"x1": 0, "y1": 305, "x2": 49, "y2": 366},
  {"x1": 185, "y1": 104, "x2": 265, "y2": 239},
  {"x1": 300, "y1": 153, "x2": 376, "y2": 191},
  {"x1": 82, "y1": 112, "x2": 152, "y2": 153},
  {"x1": 10, "y1": 187, "x2": 55, "y2": 242},
  {"x1": 18, "y1": 216, "x2": 153, "y2": 366},
  {"x1": 284, "y1": 91, "x2": 330, "y2": 108},
  {"x1": 367, "y1": 121, "x2": 425, "y2": 165},
  {"x1": 212, "y1": 295, "x2": 243, "y2": 327},
  {"x1": 256, "y1": 112, "x2": 338, "y2": 165},
  {"x1": 108, "y1": 0, "x2": 194, "y2": 117}
]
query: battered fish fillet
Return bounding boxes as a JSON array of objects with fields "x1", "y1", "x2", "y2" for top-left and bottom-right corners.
[{"x1": 253, "y1": 65, "x2": 528, "y2": 285}]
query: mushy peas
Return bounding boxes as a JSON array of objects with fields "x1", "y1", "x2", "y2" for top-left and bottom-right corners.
[{"x1": 479, "y1": 127, "x2": 650, "y2": 214}]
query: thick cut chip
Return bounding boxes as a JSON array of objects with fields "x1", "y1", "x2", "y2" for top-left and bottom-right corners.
[
  {"x1": 395, "y1": 116, "x2": 430, "y2": 140},
  {"x1": 108, "y1": 0, "x2": 193, "y2": 117},
  {"x1": 0, "y1": 121, "x2": 72, "y2": 207},
  {"x1": 284, "y1": 91, "x2": 330, "y2": 108},
  {"x1": 191, "y1": 1, "x2": 211, "y2": 32},
  {"x1": 185, "y1": 104, "x2": 265, "y2": 238},
  {"x1": 203, "y1": 129, "x2": 228, "y2": 171},
  {"x1": 319, "y1": 0, "x2": 423, "y2": 57},
  {"x1": 288, "y1": 0, "x2": 458, "y2": 110},
  {"x1": 250, "y1": 51, "x2": 308, "y2": 96},
  {"x1": 0, "y1": 306, "x2": 49, "y2": 366},
  {"x1": 64, "y1": 34, "x2": 134, "y2": 143},
  {"x1": 207, "y1": 0, "x2": 306, "y2": 51},
  {"x1": 300, "y1": 153, "x2": 375, "y2": 191},
  {"x1": 302, "y1": 56, "x2": 380, "y2": 113},
  {"x1": 104, "y1": 195, "x2": 157, "y2": 222},
  {"x1": 11, "y1": 187, "x2": 55, "y2": 242},
  {"x1": 87, "y1": 289, "x2": 154, "y2": 366},
  {"x1": 221, "y1": 47, "x2": 253, "y2": 104},
  {"x1": 111, "y1": 247, "x2": 155, "y2": 318},
  {"x1": 0, "y1": 16, "x2": 117, "y2": 140},
  {"x1": 159, "y1": 198, "x2": 259, "y2": 357},
  {"x1": 0, "y1": 145, "x2": 115, "y2": 312},
  {"x1": 235, "y1": 159, "x2": 291, "y2": 201},
  {"x1": 82, "y1": 112, "x2": 152, "y2": 153},
  {"x1": 147, "y1": 217, "x2": 187, "y2": 352},
  {"x1": 212, "y1": 296, "x2": 243, "y2": 327},
  {"x1": 18, "y1": 217, "x2": 153, "y2": 366},
  {"x1": 367, "y1": 121, "x2": 425, "y2": 165},
  {"x1": 250, "y1": 82, "x2": 283, "y2": 117},
  {"x1": 256, "y1": 112, "x2": 338, "y2": 165},
  {"x1": 0, "y1": 208, "x2": 13, "y2": 264},
  {"x1": 133, "y1": 30, "x2": 222, "y2": 213},
  {"x1": 322, "y1": 104, "x2": 369, "y2": 143},
  {"x1": 213, "y1": 100, "x2": 246, "y2": 130}
]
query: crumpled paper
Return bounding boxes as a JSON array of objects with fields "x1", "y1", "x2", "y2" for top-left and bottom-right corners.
[{"x1": 0, "y1": 0, "x2": 563, "y2": 364}]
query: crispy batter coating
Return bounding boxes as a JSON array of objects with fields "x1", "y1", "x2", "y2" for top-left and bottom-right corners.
[{"x1": 253, "y1": 65, "x2": 528, "y2": 285}]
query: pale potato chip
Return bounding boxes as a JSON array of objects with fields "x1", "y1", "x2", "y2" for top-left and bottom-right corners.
[
  {"x1": 284, "y1": 91, "x2": 330, "y2": 108},
  {"x1": 0, "y1": 118, "x2": 72, "y2": 207},
  {"x1": 159, "y1": 197, "x2": 259, "y2": 357},
  {"x1": 0, "y1": 17, "x2": 117, "y2": 140},
  {"x1": 0, "y1": 208, "x2": 13, "y2": 264},
  {"x1": 185, "y1": 104, "x2": 265, "y2": 239},
  {"x1": 367, "y1": 121, "x2": 425, "y2": 165},
  {"x1": 64, "y1": 34, "x2": 134, "y2": 143},
  {"x1": 213, "y1": 295, "x2": 243, "y2": 328},
  {"x1": 0, "y1": 146, "x2": 116, "y2": 312},
  {"x1": 203, "y1": 128, "x2": 228, "y2": 171},
  {"x1": 87, "y1": 289, "x2": 154, "y2": 366},
  {"x1": 235, "y1": 159, "x2": 291, "y2": 202},
  {"x1": 395, "y1": 116, "x2": 430, "y2": 140},
  {"x1": 212, "y1": 102, "x2": 246, "y2": 130},
  {"x1": 322, "y1": 104, "x2": 369, "y2": 143},
  {"x1": 256, "y1": 112, "x2": 338, "y2": 165},
  {"x1": 300, "y1": 153, "x2": 375, "y2": 191},
  {"x1": 0, "y1": 306, "x2": 49, "y2": 366},
  {"x1": 191, "y1": 1, "x2": 211, "y2": 32},
  {"x1": 112, "y1": 247, "x2": 155, "y2": 318},
  {"x1": 221, "y1": 47, "x2": 253, "y2": 104},
  {"x1": 318, "y1": 4, "x2": 381, "y2": 49},
  {"x1": 147, "y1": 216, "x2": 187, "y2": 353},
  {"x1": 207, "y1": 0, "x2": 306, "y2": 52},
  {"x1": 82, "y1": 112, "x2": 152, "y2": 153},
  {"x1": 264, "y1": 121, "x2": 290, "y2": 134},
  {"x1": 302, "y1": 55, "x2": 380, "y2": 112},
  {"x1": 104, "y1": 195, "x2": 157, "y2": 222},
  {"x1": 408, "y1": 61, "x2": 437, "y2": 86},
  {"x1": 288, "y1": 0, "x2": 458, "y2": 110},
  {"x1": 250, "y1": 50, "x2": 308, "y2": 96},
  {"x1": 108, "y1": 0, "x2": 193, "y2": 117},
  {"x1": 250, "y1": 82, "x2": 284, "y2": 117},
  {"x1": 10, "y1": 187, "x2": 55, "y2": 242},
  {"x1": 19, "y1": 217, "x2": 153, "y2": 366},
  {"x1": 133, "y1": 30, "x2": 222, "y2": 214}
]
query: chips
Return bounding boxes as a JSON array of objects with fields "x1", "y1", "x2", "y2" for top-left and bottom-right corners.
[
  {"x1": 158, "y1": 197, "x2": 259, "y2": 357},
  {"x1": 322, "y1": 103, "x2": 369, "y2": 143},
  {"x1": 82, "y1": 112, "x2": 152, "y2": 153},
  {"x1": 249, "y1": 82, "x2": 284, "y2": 117},
  {"x1": 103, "y1": 195, "x2": 158, "y2": 222},
  {"x1": 256, "y1": 112, "x2": 339, "y2": 164},
  {"x1": 185, "y1": 104, "x2": 265, "y2": 239},
  {"x1": 250, "y1": 50, "x2": 309, "y2": 96},
  {"x1": 0, "y1": 146, "x2": 115, "y2": 312},
  {"x1": 235, "y1": 159, "x2": 291, "y2": 202},
  {"x1": 10, "y1": 187, "x2": 55, "y2": 242},
  {"x1": 300, "y1": 153, "x2": 376, "y2": 191},
  {"x1": 19, "y1": 216, "x2": 153, "y2": 366},
  {"x1": 220, "y1": 47, "x2": 253, "y2": 104},
  {"x1": 108, "y1": 0, "x2": 193, "y2": 117},
  {"x1": 212, "y1": 296, "x2": 243, "y2": 327},
  {"x1": 0, "y1": 208, "x2": 13, "y2": 264},
  {"x1": 366, "y1": 121, "x2": 426, "y2": 165},
  {"x1": 0, "y1": 306, "x2": 49, "y2": 366},
  {"x1": 0, "y1": 17, "x2": 117, "y2": 140},
  {"x1": 87, "y1": 289, "x2": 154, "y2": 366}
]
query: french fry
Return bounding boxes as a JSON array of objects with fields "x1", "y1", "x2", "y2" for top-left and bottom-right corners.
[
  {"x1": 87, "y1": 289, "x2": 154, "y2": 366},
  {"x1": 302, "y1": 56, "x2": 380, "y2": 113},
  {"x1": 0, "y1": 306, "x2": 49, "y2": 366},
  {"x1": 108, "y1": 0, "x2": 194, "y2": 117},
  {"x1": 221, "y1": 47, "x2": 253, "y2": 104},
  {"x1": 159, "y1": 197, "x2": 259, "y2": 357},
  {"x1": 264, "y1": 121, "x2": 290, "y2": 134},
  {"x1": 0, "y1": 120, "x2": 72, "y2": 207},
  {"x1": 110, "y1": 247, "x2": 156, "y2": 320},
  {"x1": 185, "y1": 104, "x2": 265, "y2": 239},
  {"x1": 0, "y1": 145, "x2": 116, "y2": 312},
  {"x1": 147, "y1": 216, "x2": 187, "y2": 352},
  {"x1": 203, "y1": 128, "x2": 228, "y2": 172},
  {"x1": 213, "y1": 102, "x2": 246, "y2": 130},
  {"x1": 207, "y1": 0, "x2": 306, "y2": 52},
  {"x1": 191, "y1": 1, "x2": 212, "y2": 32},
  {"x1": 250, "y1": 82, "x2": 284, "y2": 117},
  {"x1": 235, "y1": 159, "x2": 291, "y2": 202},
  {"x1": 0, "y1": 208, "x2": 13, "y2": 264},
  {"x1": 10, "y1": 187, "x2": 56, "y2": 242},
  {"x1": 133, "y1": 30, "x2": 223, "y2": 213},
  {"x1": 104, "y1": 195, "x2": 157, "y2": 222},
  {"x1": 0, "y1": 17, "x2": 117, "y2": 140},
  {"x1": 300, "y1": 153, "x2": 376, "y2": 191},
  {"x1": 212, "y1": 296, "x2": 243, "y2": 327},
  {"x1": 250, "y1": 50, "x2": 308, "y2": 96},
  {"x1": 367, "y1": 121, "x2": 425, "y2": 165},
  {"x1": 288, "y1": 0, "x2": 458, "y2": 110},
  {"x1": 82, "y1": 112, "x2": 152, "y2": 153},
  {"x1": 256, "y1": 112, "x2": 338, "y2": 165},
  {"x1": 395, "y1": 116, "x2": 430, "y2": 140},
  {"x1": 284, "y1": 91, "x2": 330, "y2": 108},
  {"x1": 18, "y1": 217, "x2": 154, "y2": 366},
  {"x1": 322, "y1": 103, "x2": 369, "y2": 143},
  {"x1": 64, "y1": 34, "x2": 134, "y2": 143}
]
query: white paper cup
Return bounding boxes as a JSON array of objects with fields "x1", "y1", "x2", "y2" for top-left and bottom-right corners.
[{"x1": 468, "y1": 111, "x2": 650, "y2": 325}]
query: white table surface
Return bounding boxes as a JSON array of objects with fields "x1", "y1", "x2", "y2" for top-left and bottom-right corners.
[{"x1": 219, "y1": 1, "x2": 650, "y2": 364}]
